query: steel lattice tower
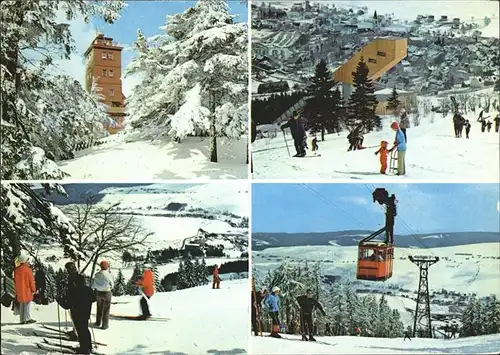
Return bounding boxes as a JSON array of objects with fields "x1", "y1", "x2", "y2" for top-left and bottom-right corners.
[{"x1": 409, "y1": 255, "x2": 439, "y2": 338}]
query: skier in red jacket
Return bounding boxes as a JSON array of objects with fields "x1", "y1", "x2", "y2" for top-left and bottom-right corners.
[{"x1": 212, "y1": 265, "x2": 221, "y2": 289}]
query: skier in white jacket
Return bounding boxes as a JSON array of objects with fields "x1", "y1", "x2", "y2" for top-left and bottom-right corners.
[{"x1": 92, "y1": 261, "x2": 114, "y2": 330}]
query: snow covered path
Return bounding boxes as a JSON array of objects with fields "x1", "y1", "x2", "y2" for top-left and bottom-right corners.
[
  {"x1": 1, "y1": 279, "x2": 249, "y2": 354},
  {"x1": 252, "y1": 113, "x2": 499, "y2": 180},
  {"x1": 58, "y1": 133, "x2": 248, "y2": 180},
  {"x1": 251, "y1": 333, "x2": 500, "y2": 354}
]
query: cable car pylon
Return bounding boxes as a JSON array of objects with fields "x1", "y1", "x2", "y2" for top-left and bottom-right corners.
[
  {"x1": 356, "y1": 188, "x2": 396, "y2": 281},
  {"x1": 408, "y1": 255, "x2": 440, "y2": 338}
]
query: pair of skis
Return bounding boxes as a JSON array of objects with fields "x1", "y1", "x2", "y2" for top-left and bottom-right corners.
[
  {"x1": 251, "y1": 276, "x2": 263, "y2": 337},
  {"x1": 35, "y1": 324, "x2": 106, "y2": 354}
]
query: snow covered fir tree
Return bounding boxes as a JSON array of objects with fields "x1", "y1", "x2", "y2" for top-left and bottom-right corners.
[
  {"x1": 0, "y1": 1, "x2": 125, "y2": 180},
  {"x1": 125, "y1": 0, "x2": 248, "y2": 163}
]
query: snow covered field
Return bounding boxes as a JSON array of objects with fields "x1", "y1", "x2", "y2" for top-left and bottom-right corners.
[
  {"x1": 57, "y1": 132, "x2": 248, "y2": 180},
  {"x1": 251, "y1": 333, "x2": 500, "y2": 354},
  {"x1": 252, "y1": 111, "x2": 499, "y2": 180},
  {"x1": 253, "y1": 243, "x2": 500, "y2": 298},
  {"x1": 1, "y1": 280, "x2": 249, "y2": 354}
]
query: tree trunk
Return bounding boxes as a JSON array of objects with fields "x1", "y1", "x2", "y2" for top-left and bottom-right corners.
[
  {"x1": 245, "y1": 142, "x2": 249, "y2": 164},
  {"x1": 321, "y1": 125, "x2": 325, "y2": 141}
]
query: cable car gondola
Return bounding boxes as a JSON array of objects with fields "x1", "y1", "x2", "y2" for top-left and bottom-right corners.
[{"x1": 356, "y1": 188, "x2": 396, "y2": 281}]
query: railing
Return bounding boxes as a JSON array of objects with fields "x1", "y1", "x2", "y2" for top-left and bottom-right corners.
[{"x1": 107, "y1": 106, "x2": 126, "y2": 114}]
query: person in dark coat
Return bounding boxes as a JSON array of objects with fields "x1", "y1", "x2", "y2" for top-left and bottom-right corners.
[
  {"x1": 494, "y1": 114, "x2": 499, "y2": 133},
  {"x1": 453, "y1": 113, "x2": 461, "y2": 137},
  {"x1": 486, "y1": 121, "x2": 492, "y2": 132},
  {"x1": 404, "y1": 330, "x2": 412, "y2": 341},
  {"x1": 457, "y1": 114, "x2": 465, "y2": 138},
  {"x1": 57, "y1": 262, "x2": 79, "y2": 341},
  {"x1": 481, "y1": 119, "x2": 487, "y2": 132},
  {"x1": 281, "y1": 111, "x2": 307, "y2": 157},
  {"x1": 34, "y1": 262, "x2": 47, "y2": 305},
  {"x1": 296, "y1": 289, "x2": 326, "y2": 341},
  {"x1": 464, "y1": 119, "x2": 471, "y2": 139},
  {"x1": 251, "y1": 287, "x2": 268, "y2": 336},
  {"x1": 64, "y1": 274, "x2": 96, "y2": 354},
  {"x1": 347, "y1": 125, "x2": 365, "y2": 151},
  {"x1": 324, "y1": 322, "x2": 333, "y2": 336}
]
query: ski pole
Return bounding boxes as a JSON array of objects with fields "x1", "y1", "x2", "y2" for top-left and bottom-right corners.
[{"x1": 282, "y1": 130, "x2": 291, "y2": 157}]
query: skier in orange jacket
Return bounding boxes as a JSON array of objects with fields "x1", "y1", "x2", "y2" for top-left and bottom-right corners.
[
  {"x1": 136, "y1": 264, "x2": 154, "y2": 319},
  {"x1": 13, "y1": 253, "x2": 36, "y2": 324},
  {"x1": 374, "y1": 140, "x2": 390, "y2": 174},
  {"x1": 212, "y1": 265, "x2": 221, "y2": 289}
]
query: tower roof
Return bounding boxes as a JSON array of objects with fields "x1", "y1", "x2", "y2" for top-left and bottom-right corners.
[{"x1": 84, "y1": 33, "x2": 123, "y2": 57}]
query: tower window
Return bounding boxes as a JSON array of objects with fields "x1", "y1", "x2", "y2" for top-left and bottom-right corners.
[
  {"x1": 109, "y1": 69, "x2": 114, "y2": 77},
  {"x1": 108, "y1": 53, "x2": 114, "y2": 60},
  {"x1": 101, "y1": 51, "x2": 107, "y2": 59},
  {"x1": 109, "y1": 88, "x2": 115, "y2": 97},
  {"x1": 102, "y1": 69, "x2": 107, "y2": 76},
  {"x1": 368, "y1": 58, "x2": 377, "y2": 63},
  {"x1": 377, "y1": 51, "x2": 386, "y2": 57}
]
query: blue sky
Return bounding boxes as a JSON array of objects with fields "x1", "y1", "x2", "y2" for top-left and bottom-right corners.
[
  {"x1": 56, "y1": 1, "x2": 248, "y2": 95},
  {"x1": 252, "y1": 183, "x2": 500, "y2": 234}
]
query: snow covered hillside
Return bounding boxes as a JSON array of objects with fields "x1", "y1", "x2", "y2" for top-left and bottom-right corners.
[
  {"x1": 37, "y1": 183, "x2": 249, "y2": 281},
  {"x1": 1, "y1": 279, "x2": 249, "y2": 354},
  {"x1": 251, "y1": 333, "x2": 500, "y2": 354},
  {"x1": 252, "y1": 110, "x2": 499, "y2": 180},
  {"x1": 253, "y1": 243, "x2": 500, "y2": 298},
  {"x1": 57, "y1": 133, "x2": 248, "y2": 180}
]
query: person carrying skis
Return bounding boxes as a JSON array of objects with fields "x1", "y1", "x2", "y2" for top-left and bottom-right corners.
[
  {"x1": 457, "y1": 113, "x2": 465, "y2": 138},
  {"x1": 374, "y1": 140, "x2": 390, "y2": 174},
  {"x1": 92, "y1": 260, "x2": 114, "y2": 330},
  {"x1": 135, "y1": 264, "x2": 154, "y2": 319},
  {"x1": 251, "y1": 286, "x2": 268, "y2": 336},
  {"x1": 296, "y1": 289, "x2": 326, "y2": 341},
  {"x1": 212, "y1": 264, "x2": 221, "y2": 289},
  {"x1": 464, "y1": 119, "x2": 472, "y2": 139},
  {"x1": 65, "y1": 273, "x2": 96, "y2": 354},
  {"x1": 399, "y1": 108, "x2": 410, "y2": 142},
  {"x1": 281, "y1": 111, "x2": 307, "y2": 157},
  {"x1": 34, "y1": 261, "x2": 47, "y2": 305},
  {"x1": 324, "y1": 322, "x2": 333, "y2": 336},
  {"x1": 403, "y1": 329, "x2": 412, "y2": 341},
  {"x1": 13, "y1": 253, "x2": 36, "y2": 324},
  {"x1": 311, "y1": 135, "x2": 319, "y2": 155},
  {"x1": 389, "y1": 122, "x2": 407, "y2": 176},
  {"x1": 265, "y1": 286, "x2": 281, "y2": 338},
  {"x1": 481, "y1": 119, "x2": 487, "y2": 132},
  {"x1": 347, "y1": 125, "x2": 364, "y2": 151},
  {"x1": 452, "y1": 112, "x2": 460, "y2": 137},
  {"x1": 355, "y1": 327, "x2": 361, "y2": 337}
]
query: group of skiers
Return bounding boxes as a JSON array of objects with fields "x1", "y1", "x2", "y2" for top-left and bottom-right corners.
[
  {"x1": 477, "y1": 110, "x2": 500, "y2": 134},
  {"x1": 1, "y1": 252, "x2": 156, "y2": 354},
  {"x1": 251, "y1": 286, "x2": 327, "y2": 341}
]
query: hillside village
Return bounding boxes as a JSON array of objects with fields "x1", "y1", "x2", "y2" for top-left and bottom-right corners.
[{"x1": 252, "y1": 1, "x2": 499, "y2": 96}]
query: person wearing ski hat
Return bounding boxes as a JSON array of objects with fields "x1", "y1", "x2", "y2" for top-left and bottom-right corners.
[
  {"x1": 92, "y1": 260, "x2": 114, "y2": 329},
  {"x1": 136, "y1": 263, "x2": 154, "y2": 319},
  {"x1": 57, "y1": 261, "x2": 80, "y2": 341},
  {"x1": 212, "y1": 264, "x2": 221, "y2": 289},
  {"x1": 265, "y1": 286, "x2": 281, "y2": 338},
  {"x1": 389, "y1": 121, "x2": 407, "y2": 175},
  {"x1": 251, "y1": 286, "x2": 268, "y2": 336},
  {"x1": 374, "y1": 140, "x2": 390, "y2": 174},
  {"x1": 13, "y1": 252, "x2": 36, "y2": 324}
]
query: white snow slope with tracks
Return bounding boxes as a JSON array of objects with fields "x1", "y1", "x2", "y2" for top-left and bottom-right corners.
[
  {"x1": 252, "y1": 111, "x2": 499, "y2": 180},
  {"x1": 251, "y1": 333, "x2": 500, "y2": 354},
  {"x1": 1, "y1": 279, "x2": 249, "y2": 354}
]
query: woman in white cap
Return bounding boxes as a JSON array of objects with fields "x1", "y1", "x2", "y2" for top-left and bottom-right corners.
[{"x1": 13, "y1": 252, "x2": 36, "y2": 324}]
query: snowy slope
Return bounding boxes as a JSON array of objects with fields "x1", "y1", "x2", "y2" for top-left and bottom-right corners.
[
  {"x1": 57, "y1": 132, "x2": 248, "y2": 180},
  {"x1": 1, "y1": 279, "x2": 249, "y2": 354},
  {"x1": 252, "y1": 111, "x2": 499, "y2": 180},
  {"x1": 251, "y1": 333, "x2": 500, "y2": 354}
]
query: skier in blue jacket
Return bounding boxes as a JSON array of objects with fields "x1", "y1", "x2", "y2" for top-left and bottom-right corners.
[
  {"x1": 389, "y1": 122, "x2": 407, "y2": 175},
  {"x1": 265, "y1": 286, "x2": 282, "y2": 338}
]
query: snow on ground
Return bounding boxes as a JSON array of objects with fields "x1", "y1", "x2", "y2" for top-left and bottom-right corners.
[
  {"x1": 252, "y1": 111, "x2": 499, "y2": 180},
  {"x1": 1, "y1": 279, "x2": 249, "y2": 355},
  {"x1": 58, "y1": 132, "x2": 248, "y2": 180},
  {"x1": 253, "y1": 243, "x2": 500, "y2": 298},
  {"x1": 251, "y1": 333, "x2": 500, "y2": 354}
]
